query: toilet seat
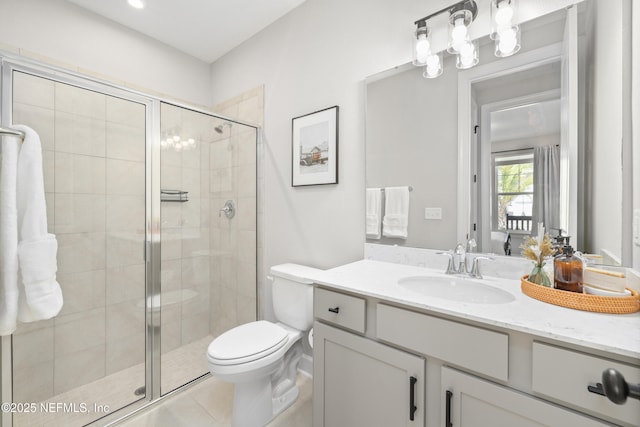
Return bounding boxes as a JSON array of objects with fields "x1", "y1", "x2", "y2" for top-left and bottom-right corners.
[{"x1": 207, "y1": 321, "x2": 289, "y2": 366}]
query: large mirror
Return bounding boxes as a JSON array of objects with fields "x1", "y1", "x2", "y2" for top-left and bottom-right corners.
[{"x1": 365, "y1": 0, "x2": 629, "y2": 264}]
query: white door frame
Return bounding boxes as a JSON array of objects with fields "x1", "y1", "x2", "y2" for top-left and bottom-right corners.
[{"x1": 457, "y1": 42, "x2": 565, "y2": 245}]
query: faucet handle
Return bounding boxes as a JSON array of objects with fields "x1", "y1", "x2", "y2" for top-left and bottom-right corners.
[
  {"x1": 469, "y1": 256, "x2": 493, "y2": 279},
  {"x1": 454, "y1": 244, "x2": 467, "y2": 274},
  {"x1": 437, "y1": 252, "x2": 457, "y2": 275}
]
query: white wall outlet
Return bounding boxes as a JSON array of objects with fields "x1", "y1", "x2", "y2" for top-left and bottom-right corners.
[{"x1": 424, "y1": 207, "x2": 442, "y2": 220}]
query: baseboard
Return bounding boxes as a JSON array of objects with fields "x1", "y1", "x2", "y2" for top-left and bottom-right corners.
[{"x1": 297, "y1": 353, "x2": 313, "y2": 378}]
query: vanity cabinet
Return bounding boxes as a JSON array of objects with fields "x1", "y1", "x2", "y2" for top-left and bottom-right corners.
[
  {"x1": 531, "y1": 342, "x2": 640, "y2": 426},
  {"x1": 313, "y1": 285, "x2": 640, "y2": 427},
  {"x1": 441, "y1": 367, "x2": 610, "y2": 426},
  {"x1": 312, "y1": 289, "x2": 425, "y2": 427}
]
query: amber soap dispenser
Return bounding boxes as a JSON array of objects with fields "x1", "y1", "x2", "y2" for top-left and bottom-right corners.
[{"x1": 554, "y1": 245, "x2": 583, "y2": 293}]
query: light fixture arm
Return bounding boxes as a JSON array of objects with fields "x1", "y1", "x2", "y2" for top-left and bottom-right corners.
[{"x1": 414, "y1": 0, "x2": 478, "y2": 26}]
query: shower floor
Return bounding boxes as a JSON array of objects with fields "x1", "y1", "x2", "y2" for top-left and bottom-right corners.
[{"x1": 13, "y1": 335, "x2": 214, "y2": 427}]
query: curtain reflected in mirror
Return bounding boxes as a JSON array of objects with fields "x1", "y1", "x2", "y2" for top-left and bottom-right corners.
[{"x1": 533, "y1": 145, "x2": 560, "y2": 235}]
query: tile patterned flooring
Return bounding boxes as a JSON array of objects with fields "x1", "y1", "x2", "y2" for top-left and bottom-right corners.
[
  {"x1": 115, "y1": 374, "x2": 313, "y2": 427},
  {"x1": 12, "y1": 332, "x2": 312, "y2": 427},
  {"x1": 14, "y1": 336, "x2": 215, "y2": 427}
]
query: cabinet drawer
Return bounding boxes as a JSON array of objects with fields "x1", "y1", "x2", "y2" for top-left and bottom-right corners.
[
  {"x1": 377, "y1": 304, "x2": 508, "y2": 381},
  {"x1": 532, "y1": 342, "x2": 640, "y2": 426},
  {"x1": 314, "y1": 288, "x2": 366, "y2": 334}
]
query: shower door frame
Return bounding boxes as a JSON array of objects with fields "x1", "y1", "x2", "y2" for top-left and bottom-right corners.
[
  {"x1": 0, "y1": 53, "x2": 261, "y2": 426},
  {"x1": 0, "y1": 55, "x2": 159, "y2": 427}
]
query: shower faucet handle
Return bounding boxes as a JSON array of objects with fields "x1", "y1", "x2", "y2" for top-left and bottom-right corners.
[{"x1": 219, "y1": 200, "x2": 235, "y2": 219}]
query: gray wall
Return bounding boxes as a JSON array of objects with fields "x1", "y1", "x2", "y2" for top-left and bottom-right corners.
[{"x1": 366, "y1": 58, "x2": 459, "y2": 250}]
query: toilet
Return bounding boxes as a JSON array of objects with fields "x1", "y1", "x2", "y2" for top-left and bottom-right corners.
[{"x1": 207, "y1": 263, "x2": 320, "y2": 427}]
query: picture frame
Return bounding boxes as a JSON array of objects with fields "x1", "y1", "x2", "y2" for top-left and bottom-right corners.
[{"x1": 292, "y1": 105, "x2": 339, "y2": 187}]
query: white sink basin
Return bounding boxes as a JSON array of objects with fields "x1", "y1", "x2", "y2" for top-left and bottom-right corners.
[{"x1": 398, "y1": 275, "x2": 515, "y2": 304}]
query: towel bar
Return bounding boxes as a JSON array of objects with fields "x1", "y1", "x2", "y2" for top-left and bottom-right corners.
[
  {"x1": 0, "y1": 126, "x2": 25, "y2": 141},
  {"x1": 380, "y1": 186, "x2": 413, "y2": 192}
]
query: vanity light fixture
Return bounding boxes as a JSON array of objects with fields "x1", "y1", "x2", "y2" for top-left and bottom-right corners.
[
  {"x1": 412, "y1": 0, "x2": 521, "y2": 78},
  {"x1": 491, "y1": 0, "x2": 521, "y2": 57},
  {"x1": 412, "y1": 20, "x2": 443, "y2": 78},
  {"x1": 447, "y1": 4, "x2": 477, "y2": 55}
]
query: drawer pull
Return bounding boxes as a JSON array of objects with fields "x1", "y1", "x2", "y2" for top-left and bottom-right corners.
[
  {"x1": 602, "y1": 368, "x2": 640, "y2": 404},
  {"x1": 587, "y1": 383, "x2": 606, "y2": 396},
  {"x1": 409, "y1": 376, "x2": 417, "y2": 421},
  {"x1": 445, "y1": 390, "x2": 453, "y2": 427},
  {"x1": 328, "y1": 307, "x2": 340, "y2": 314}
]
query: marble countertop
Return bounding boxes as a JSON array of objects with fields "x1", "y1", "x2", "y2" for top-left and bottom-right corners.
[{"x1": 309, "y1": 259, "x2": 640, "y2": 360}]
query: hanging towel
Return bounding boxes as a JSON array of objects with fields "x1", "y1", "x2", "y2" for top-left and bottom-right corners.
[
  {"x1": 366, "y1": 188, "x2": 382, "y2": 239},
  {"x1": 382, "y1": 186, "x2": 410, "y2": 239},
  {"x1": 14, "y1": 125, "x2": 63, "y2": 323},
  {"x1": 0, "y1": 134, "x2": 21, "y2": 335}
]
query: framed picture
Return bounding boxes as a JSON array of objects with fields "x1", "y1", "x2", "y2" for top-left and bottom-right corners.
[{"x1": 292, "y1": 105, "x2": 339, "y2": 186}]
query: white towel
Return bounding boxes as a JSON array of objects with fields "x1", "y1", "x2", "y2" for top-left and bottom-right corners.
[
  {"x1": 382, "y1": 186, "x2": 410, "y2": 239},
  {"x1": 366, "y1": 188, "x2": 382, "y2": 239},
  {"x1": 0, "y1": 134, "x2": 21, "y2": 335},
  {"x1": 14, "y1": 125, "x2": 63, "y2": 323}
]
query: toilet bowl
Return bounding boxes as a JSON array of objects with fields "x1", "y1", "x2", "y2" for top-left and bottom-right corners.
[{"x1": 206, "y1": 263, "x2": 320, "y2": 427}]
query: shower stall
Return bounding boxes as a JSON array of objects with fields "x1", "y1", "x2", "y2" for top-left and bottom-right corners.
[{"x1": 0, "y1": 56, "x2": 259, "y2": 426}]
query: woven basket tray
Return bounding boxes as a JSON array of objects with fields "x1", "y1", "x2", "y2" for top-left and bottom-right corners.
[{"x1": 521, "y1": 276, "x2": 640, "y2": 314}]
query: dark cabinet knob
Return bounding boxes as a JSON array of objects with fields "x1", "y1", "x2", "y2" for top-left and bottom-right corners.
[{"x1": 601, "y1": 368, "x2": 640, "y2": 404}]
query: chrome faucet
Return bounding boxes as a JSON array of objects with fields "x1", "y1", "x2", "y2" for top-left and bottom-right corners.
[
  {"x1": 467, "y1": 255, "x2": 492, "y2": 279},
  {"x1": 438, "y1": 243, "x2": 493, "y2": 278},
  {"x1": 454, "y1": 243, "x2": 466, "y2": 274}
]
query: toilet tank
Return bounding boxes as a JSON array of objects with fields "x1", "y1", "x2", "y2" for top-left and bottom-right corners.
[{"x1": 270, "y1": 263, "x2": 321, "y2": 331}]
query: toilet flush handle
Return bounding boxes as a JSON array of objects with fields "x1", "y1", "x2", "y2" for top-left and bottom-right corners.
[{"x1": 328, "y1": 307, "x2": 340, "y2": 314}]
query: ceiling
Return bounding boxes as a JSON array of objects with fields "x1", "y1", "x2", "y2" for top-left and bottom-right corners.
[
  {"x1": 491, "y1": 99, "x2": 562, "y2": 143},
  {"x1": 65, "y1": 0, "x2": 307, "y2": 63}
]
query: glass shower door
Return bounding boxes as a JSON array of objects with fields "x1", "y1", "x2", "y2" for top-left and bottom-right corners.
[
  {"x1": 159, "y1": 102, "x2": 258, "y2": 395},
  {"x1": 9, "y1": 70, "x2": 148, "y2": 426}
]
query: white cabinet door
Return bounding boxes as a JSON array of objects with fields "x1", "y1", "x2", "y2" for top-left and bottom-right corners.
[
  {"x1": 313, "y1": 322, "x2": 425, "y2": 427},
  {"x1": 441, "y1": 367, "x2": 611, "y2": 427}
]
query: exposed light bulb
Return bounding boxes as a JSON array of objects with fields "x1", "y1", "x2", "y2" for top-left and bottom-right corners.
[
  {"x1": 426, "y1": 54, "x2": 440, "y2": 68},
  {"x1": 457, "y1": 41, "x2": 478, "y2": 69},
  {"x1": 415, "y1": 34, "x2": 430, "y2": 64},
  {"x1": 498, "y1": 28, "x2": 518, "y2": 54},
  {"x1": 459, "y1": 41, "x2": 475, "y2": 59},
  {"x1": 424, "y1": 68, "x2": 439, "y2": 78},
  {"x1": 173, "y1": 135, "x2": 180, "y2": 142},
  {"x1": 423, "y1": 53, "x2": 442, "y2": 79},
  {"x1": 187, "y1": 138, "x2": 195, "y2": 145},
  {"x1": 495, "y1": 1, "x2": 514, "y2": 26},
  {"x1": 451, "y1": 18, "x2": 468, "y2": 43},
  {"x1": 460, "y1": 55, "x2": 474, "y2": 68}
]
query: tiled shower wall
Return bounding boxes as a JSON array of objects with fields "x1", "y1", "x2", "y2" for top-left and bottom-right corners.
[
  {"x1": 158, "y1": 87, "x2": 261, "y2": 391},
  {"x1": 11, "y1": 71, "x2": 146, "y2": 402},
  {"x1": 210, "y1": 86, "x2": 263, "y2": 336},
  {"x1": 159, "y1": 104, "x2": 213, "y2": 361}
]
